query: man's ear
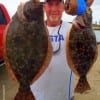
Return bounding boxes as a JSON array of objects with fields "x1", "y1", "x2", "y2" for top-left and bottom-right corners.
[{"x1": 43, "y1": 3, "x2": 46, "y2": 10}]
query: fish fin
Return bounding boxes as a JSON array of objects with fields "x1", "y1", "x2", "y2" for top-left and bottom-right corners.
[
  {"x1": 15, "y1": 90, "x2": 35, "y2": 100},
  {"x1": 74, "y1": 76, "x2": 91, "y2": 93},
  {"x1": 3, "y1": 23, "x2": 18, "y2": 82},
  {"x1": 31, "y1": 28, "x2": 53, "y2": 84}
]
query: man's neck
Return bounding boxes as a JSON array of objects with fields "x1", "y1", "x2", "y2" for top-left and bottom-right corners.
[{"x1": 45, "y1": 20, "x2": 62, "y2": 27}]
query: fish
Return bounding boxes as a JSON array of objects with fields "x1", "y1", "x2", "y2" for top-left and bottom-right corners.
[
  {"x1": 3, "y1": 0, "x2": 52, "y2": 100},
  {"x1": 66, "y1": 7, "x2": 98, "y2": 93}
]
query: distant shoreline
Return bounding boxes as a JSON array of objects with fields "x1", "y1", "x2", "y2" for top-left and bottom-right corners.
[
  {"x1": 68, "y1": 22, "x2": 100, "y2": 30},
  {"x1": 93, "y1": 27, "x2": 100, "y2": 30},
  {"x1": 92, "y1": 24, "x2": 100, "y2": 30}
]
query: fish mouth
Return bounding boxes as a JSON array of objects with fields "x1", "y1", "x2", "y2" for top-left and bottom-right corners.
[
  {"x1": 73, "y1": 8, "x2": 92, "y2": 29},
  {"x1": 77, "y1": 22, "x2": 86, "y2": 29},
  {"x1": 73, "y1": 15, "x2": 86, "y2": 29}
]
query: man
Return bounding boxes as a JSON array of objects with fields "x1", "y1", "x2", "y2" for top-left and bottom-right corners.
[
  {"x1": 31, "y1": 0, "x2": 74, "y2": 100},
  {"x1": 30, "y1": 0, "x2": 95, "y2": 99}
]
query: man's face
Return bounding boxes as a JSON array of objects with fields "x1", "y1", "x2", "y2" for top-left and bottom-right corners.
[{"x1": 43, "y1": 1, "x2": 64, "y2": 23}]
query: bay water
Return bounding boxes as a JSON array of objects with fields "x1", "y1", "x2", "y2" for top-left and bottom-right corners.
[{"x1": 94, "y1": 30, "x2": 100, "y2": 43}]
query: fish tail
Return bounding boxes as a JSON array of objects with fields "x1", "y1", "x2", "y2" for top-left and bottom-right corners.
[
  {"x1": 74, "y1": 75, "x2": 91, "y2": 93},
  {"x1": 15, "y1": 91, "x2": 35, "y2": 100},
  {"x1": 15, "y1": 85, "x2": 35, "y2": 100}
]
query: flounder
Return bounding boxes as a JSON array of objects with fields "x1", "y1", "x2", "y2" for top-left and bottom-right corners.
[
  {"x1": 66, "y1": 8, "x2": 97, "y2": 93},
  {"x1": 3, "y1": 0, "x2": 52, "y2": 100}
]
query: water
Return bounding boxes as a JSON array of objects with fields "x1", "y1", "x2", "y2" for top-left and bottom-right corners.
[{"x1": 94, "y1": 30, "x2": 100, "y2": 43}]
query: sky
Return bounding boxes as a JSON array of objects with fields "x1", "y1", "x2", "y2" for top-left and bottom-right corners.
[{"x1": 0, "y1": 0, "x2": 100, "y2": 23}]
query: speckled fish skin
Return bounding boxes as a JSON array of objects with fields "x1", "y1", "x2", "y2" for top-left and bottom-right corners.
[
  {"x1": 4, "y1": 0, "x2": 49, "y2": 99},
  {"x1": 66, "y1": 8, "x2": 97, "y2": 93}
]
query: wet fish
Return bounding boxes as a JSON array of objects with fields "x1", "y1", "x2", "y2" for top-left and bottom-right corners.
[
  {"x1": 3, "y1": 0, "x2": 52, "y2": 100},
  {"x1": 66, "y1": 8, "x2": 97, "y2": 93}
]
